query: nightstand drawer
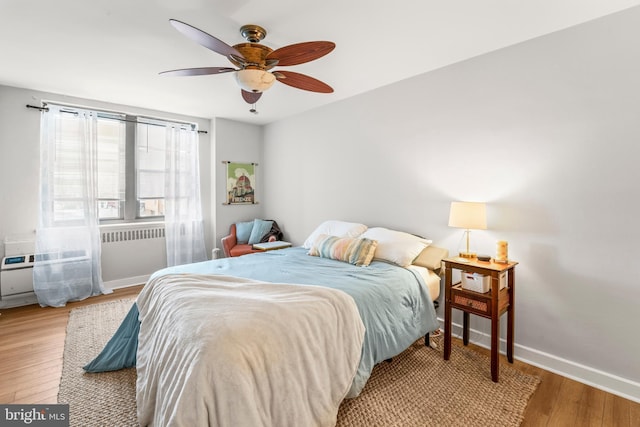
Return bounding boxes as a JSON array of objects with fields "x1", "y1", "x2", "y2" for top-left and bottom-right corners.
[{"x1": 453, "y1": 294, "x2": 490, "y2": 316}]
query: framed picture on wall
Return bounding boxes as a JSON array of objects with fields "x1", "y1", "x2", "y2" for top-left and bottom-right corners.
[{"x1": 224, "y1": 161, "x2": 257, "y2": 205}]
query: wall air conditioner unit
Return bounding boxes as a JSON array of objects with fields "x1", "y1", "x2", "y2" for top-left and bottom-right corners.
[{"x1": 0, "y1": 254, "x2": 38, "y2": 308}]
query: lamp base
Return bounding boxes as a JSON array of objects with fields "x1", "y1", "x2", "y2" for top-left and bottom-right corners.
[{"x1": 458, "y1": 251, "x2": 476, "y2": 259}]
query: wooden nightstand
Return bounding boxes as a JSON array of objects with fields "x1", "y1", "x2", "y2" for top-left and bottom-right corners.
[{"x1": 443, "y1": 257, "x2": 518, "y2": 382}]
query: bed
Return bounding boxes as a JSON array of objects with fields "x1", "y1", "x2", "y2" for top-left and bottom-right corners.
[{"x1": 85, "y1": 222, "x2": 447, "y2": 427}]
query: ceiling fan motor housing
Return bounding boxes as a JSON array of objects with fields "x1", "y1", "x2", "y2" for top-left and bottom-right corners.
[{"x1": 229, "y1": 43, "x2": 274, "y2": 69}]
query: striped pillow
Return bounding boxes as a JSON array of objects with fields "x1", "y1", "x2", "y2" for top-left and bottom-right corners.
[{"x1": 309, "y1": 234, "x2": 378, "y2": 267}]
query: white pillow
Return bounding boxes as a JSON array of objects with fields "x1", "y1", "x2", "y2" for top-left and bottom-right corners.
[
  {"x1": 303, "y1": 220, "x2": 368, "y2": 249},
  {"x1": 360, "y1": 227, "x2": 432, "y2": 267}
]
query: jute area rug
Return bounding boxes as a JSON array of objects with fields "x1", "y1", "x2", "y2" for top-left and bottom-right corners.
[{"x1": 59, "y1": 299, "x2": 540, "y2": 427}]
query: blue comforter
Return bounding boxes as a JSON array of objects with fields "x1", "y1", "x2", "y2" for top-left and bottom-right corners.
[{"x1": 85, "y1": 247, "x2": 438, "y2": 397}]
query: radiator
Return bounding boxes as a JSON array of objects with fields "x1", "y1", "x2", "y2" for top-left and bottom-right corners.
[
  {"x1": 100, "y1": 223, "x2": 167, "y2": 287},
  {"x1": 101, "y1": 224, "x2": 165, "y2": 243}
]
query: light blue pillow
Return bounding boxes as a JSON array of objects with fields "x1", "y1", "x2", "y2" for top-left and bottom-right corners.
[
  {"x1": 248, "y1": 219, "x2": 274, "y2": 244},
  {"x1": 236, "y1": 221, "x2": 254, "y2": 244}
]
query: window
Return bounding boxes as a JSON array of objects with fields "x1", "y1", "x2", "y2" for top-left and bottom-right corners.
[
  {"x1": 136, "y1": 120, "x2": 166, "y2": 218},
  {"x1": 97, "y1": 117, "x2": 126, "y2": 219},
  {"x1": 48, "y1": 104, "x2": 195, "y2": 222},
  {"x1": 51, "y1": 110, "x2": 126, "y2": 222}
]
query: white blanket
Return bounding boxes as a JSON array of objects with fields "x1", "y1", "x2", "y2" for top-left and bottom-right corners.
[{"x1": 136, "y1": 274, "x2": 366, "y2": 427}]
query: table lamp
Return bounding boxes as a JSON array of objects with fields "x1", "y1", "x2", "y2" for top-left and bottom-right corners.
[{"x1": 448, "y1": 201, "x2": 487, "y2": 261}]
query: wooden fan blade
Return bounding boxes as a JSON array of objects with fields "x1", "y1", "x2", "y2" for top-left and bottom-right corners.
[
  {"x1": 169, "y1": 19, "x2": 244, "y2": 59},
  {"x1": 275, "y1": 71, "x2": 333, "y2": 93},
  {"x1": 266, "y1": 41, "x2": 335, "y2": 66},
  {"x1": 242, "y1": 90, "x2": 263, "y2": 104},
  {"x1": 159, "y1": 67, "x2": 236, "y2": 77}
]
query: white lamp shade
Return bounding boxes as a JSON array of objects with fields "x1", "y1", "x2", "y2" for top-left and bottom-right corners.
[
  {"x1": 448, "y1": 201, "x2": 487, "y2": 230},
  {"x1": 235, "y1": 69, "x2": 276, "y2": 93}
]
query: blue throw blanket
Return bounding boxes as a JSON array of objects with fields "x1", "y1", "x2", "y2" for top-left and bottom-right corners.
[{"x1": 84, "y1": 247, "x2": 438, "y2": 397}]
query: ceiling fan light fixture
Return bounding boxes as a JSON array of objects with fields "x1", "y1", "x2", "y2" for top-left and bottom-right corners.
[{"x1": 235, "y1": 69, "x2": 276, "y2": 93}]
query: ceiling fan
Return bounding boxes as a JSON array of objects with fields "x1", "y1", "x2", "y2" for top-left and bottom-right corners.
[{"x1": 161, "y1": 20, "x2": 336, "y2": 110}]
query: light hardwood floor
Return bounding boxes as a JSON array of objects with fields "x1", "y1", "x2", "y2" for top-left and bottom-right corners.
[{"x1": 1, "y1": 286, "x2": 638, "y2": 426}]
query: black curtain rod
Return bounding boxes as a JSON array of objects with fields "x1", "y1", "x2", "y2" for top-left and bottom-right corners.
[
  {"x1": 26, "y1": 104, "x2": 49, "y2": 112},
  {"x1": 25, "y1": 104, "x2": 208, "y2": 134}
]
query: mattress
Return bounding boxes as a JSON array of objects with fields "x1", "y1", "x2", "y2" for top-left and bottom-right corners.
[
  {"x1": 85, "y1": 246, "x2": 440, "y2": 400},
  {"x1": 407, "y1": 264, "x2": 441, "y2": 301}
]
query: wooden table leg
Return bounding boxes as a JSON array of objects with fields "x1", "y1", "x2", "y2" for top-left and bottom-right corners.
[
  {"x1": 444, "y1": 266, "x2": 452, "y2": 361},
  {"x1": 491, "y1": 272, "x2": 500, "y2": 382},
  {"x1": 491, "y1": 315, "x2": 499, "y2": 382},
  {"x1": 507, "y1": 268, "x2": 515, "y2": 363},
  {"x1": 463, "y1": 311, "x2": 470, "y2": 345}
]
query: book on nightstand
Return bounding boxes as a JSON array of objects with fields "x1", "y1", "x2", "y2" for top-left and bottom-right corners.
[{"x1": 252, "y1": 241, "x2": 292, "y2": 251}]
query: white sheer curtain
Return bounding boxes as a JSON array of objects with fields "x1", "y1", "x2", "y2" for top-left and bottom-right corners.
[
  {"x1": 164, "y1": 125, "x2": 207, "y2": 266},
  {"x1": 34, "y1": 105, "x2": 108, "y2": 307}
]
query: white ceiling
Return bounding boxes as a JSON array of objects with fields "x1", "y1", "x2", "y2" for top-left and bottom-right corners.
[{"x1": 2, "y1": 0, "x2": 639, "y2": 125}]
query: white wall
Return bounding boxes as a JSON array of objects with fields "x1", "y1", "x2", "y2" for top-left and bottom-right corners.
[
  {"x1": 262, "y1": 8, "x2": 640, "y2": 400},
  {"x1": 0, "y1": 85, "x2": 213, "y2": 283},
  {"x1": 213, "y1": 118, "x2": 264, "y2": 251}
]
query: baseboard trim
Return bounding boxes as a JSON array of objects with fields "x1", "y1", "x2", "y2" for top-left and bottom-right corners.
[
  {"x1": 103, "y1": 275, "x2": 149, "y2": 291},
  {"x1": 439, "y1": 318, "x2": 640, "y2": 404}
]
